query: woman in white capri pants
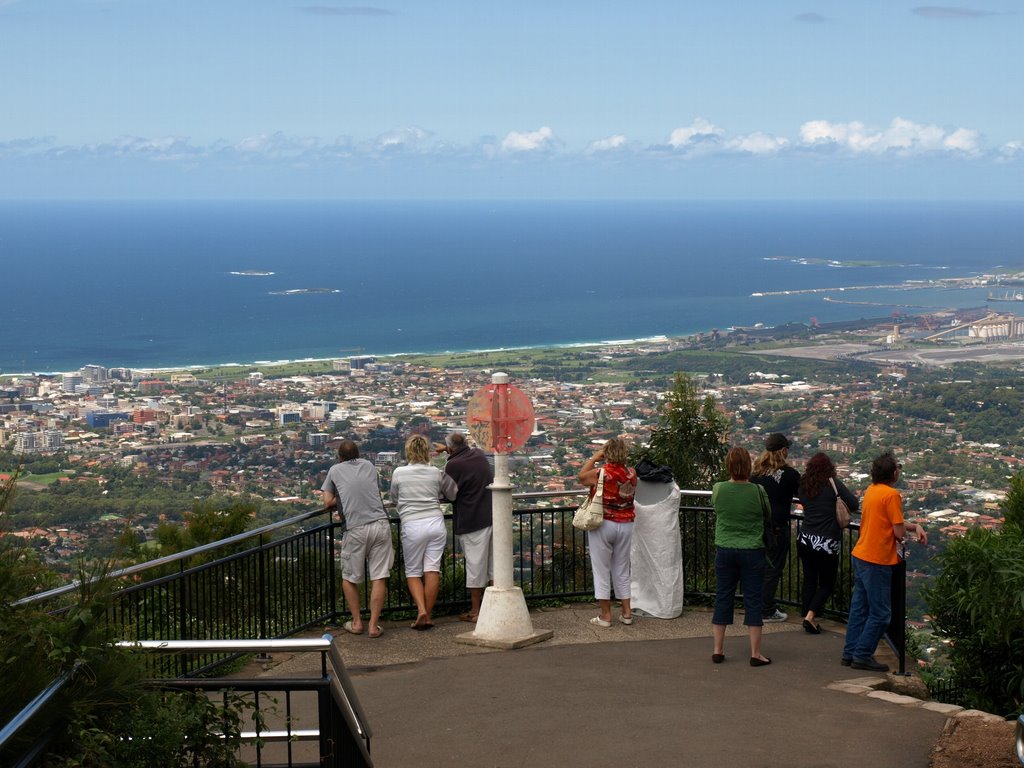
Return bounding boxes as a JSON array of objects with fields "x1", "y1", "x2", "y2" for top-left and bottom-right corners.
[
  {"x1": 391, "y1": 434, "x2": 457, "y2": 630},
  {"x1": 577, "y1": 437, "x2": 638, "y2": 627}
]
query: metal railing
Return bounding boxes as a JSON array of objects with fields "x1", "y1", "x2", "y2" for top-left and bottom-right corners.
[
  {"x1": 116, "y1": 635, "x2": 372, "y2": 768},
  {"x1": 0, "y1": 661, "x2": 82, "y2": 768},
  {"x1": 13, "y1": 490, "x2": 888, "y2": 628},
  {"x1": 926, "y1": 677, "x2": 967, "y2": 707},
  {"x1": 14, "y1": 490, "x2": 897, "y2": 670},
  {"x1": 14, "y1": 505, "x2": 335, "y2": 608}
]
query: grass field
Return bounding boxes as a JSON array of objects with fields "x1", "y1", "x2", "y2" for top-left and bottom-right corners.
[
  {"x1": 19, "y1": 471, "x2": 73, "y2": 486},
  {"x1": 156, "y1": 344, "x2": 614, "y2": 380},
  {"x1": 159, "y1": 342, "x2": 770, "y2": 387}
]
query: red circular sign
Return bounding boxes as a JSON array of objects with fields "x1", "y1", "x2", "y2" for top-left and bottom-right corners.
[{"x1": 466, "y1": 382, "x2": 535, "y2": 453}]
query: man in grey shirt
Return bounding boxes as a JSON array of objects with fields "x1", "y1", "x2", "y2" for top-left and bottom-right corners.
[{"x1": 321, "y1": 440, "x2": 394, "y2": 638}]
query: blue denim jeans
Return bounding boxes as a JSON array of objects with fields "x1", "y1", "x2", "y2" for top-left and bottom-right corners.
[
  {"x1": 842, "y1": 555, "x2": 893, "y2": 660},
  {"x1": 713, "y1": 547, "x2": 766, "y2": 627}
]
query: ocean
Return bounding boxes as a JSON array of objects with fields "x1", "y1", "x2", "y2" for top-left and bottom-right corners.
[{"x1": 1, "y1": 199, "x2": 1022, "y2": 373}]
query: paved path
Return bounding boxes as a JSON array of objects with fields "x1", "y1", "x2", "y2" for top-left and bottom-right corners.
[{"x1": 251, "y1": 604, "x2": 949, "y2": 767}]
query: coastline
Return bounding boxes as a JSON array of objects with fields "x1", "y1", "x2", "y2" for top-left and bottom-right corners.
[
  {"x1": 0, "y1": 281, "x2": 1003, "y2": 378},
  {"x1": 3, "y1": 199, "x2": 1023, "y2": 379},
  {"x1": 0, "y1": 334, "x2": 678, "y2": 378},
  {"x1": 3, "y1": 273, "x2": 1003, "y2": 378}
]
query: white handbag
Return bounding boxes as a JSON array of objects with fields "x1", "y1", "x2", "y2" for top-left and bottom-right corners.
[{"x1": 572, "y1": 468, "x2": 605, "y2": 531}]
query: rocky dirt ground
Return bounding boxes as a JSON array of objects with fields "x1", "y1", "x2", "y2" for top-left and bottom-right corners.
[{"x1": 931, "y1": 716, "x2": 1017, "y2": 768}]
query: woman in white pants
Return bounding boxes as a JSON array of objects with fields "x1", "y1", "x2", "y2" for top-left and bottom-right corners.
[
  {"x1": 391, "y1": 434, "x2": 457, "y2": 630},
  {"x1": 577, "y1": 437, "x2": 638, "y2": 627}
]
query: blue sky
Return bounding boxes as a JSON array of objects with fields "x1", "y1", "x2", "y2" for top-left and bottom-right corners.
[{"x1": 1, "y1": 1, "x2": 1021, "y2": 199}]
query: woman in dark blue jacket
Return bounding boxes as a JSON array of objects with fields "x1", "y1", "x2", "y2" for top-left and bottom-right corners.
[{"x1": 797, "y1": 452, "x2": 859, "y2": 633}]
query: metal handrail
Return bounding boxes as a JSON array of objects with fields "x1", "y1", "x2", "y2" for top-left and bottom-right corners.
[
  {"x1": 116, "y1": 637, "x2": 340, "y2": 654},
  {"x1": 120, "y1": 634, "x2": 373, "y2": 767},
  {"x1": 12, "y1": 488, "x2": 698, "y2": 608},
  {"x1": 12, "y1": 486, "x2": 882, "y2": 659},
  {"x1": 12, "y1": 489, "x2": 830, "y2": 609},
  {"x1": 327, "y1": 639, "x2": 374, "y2": 743},
  {"x1": 14, "y1": 506, "x2": 336, "y2": 607},
  {"x1": 0, "y1": 660, "x2": 81, "y2": 752},
  {"x1": 1016, "y1": 713, "x2": 1024, "y2": 766}
]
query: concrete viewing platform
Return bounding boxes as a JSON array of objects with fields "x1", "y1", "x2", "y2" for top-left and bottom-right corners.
[{"x1": 248, "y1": 603, "x2": 972, "y2": 768}]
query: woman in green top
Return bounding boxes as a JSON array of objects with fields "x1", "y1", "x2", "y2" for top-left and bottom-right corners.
[{"x1": 711, "y1": 446, "x2": 773, "y2": 667}]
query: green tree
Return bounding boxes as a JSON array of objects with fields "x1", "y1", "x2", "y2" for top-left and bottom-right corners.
[
  {"x1": 1, "y1": 480, "x2": 250, "y2": 766},
  {"x1": 925, "y1": 473, "x2": 1024, "y2": 716},
  {"x1": 1001, "y1": 473, "x2": 1024, "y2": 529},
  {"x1": 153, "y1": 497, "x2": 256, "y2": 562},
  {"x1": 635, "y1": 372, "x2": 730, "y2": 490},
  {"x1": 634, "y1": 374, "x2": 731, "y2": 606}
]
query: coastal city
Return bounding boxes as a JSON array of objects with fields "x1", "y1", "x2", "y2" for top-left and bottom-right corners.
[
  {"x1": 6, "y1": 3, "x2": 1024, "y2": 763},
  {"x1": 2, "y1": 309, "x2": 1017, "y2": 600}
]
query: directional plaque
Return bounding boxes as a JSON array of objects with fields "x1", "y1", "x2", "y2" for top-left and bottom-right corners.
[{"x1": 466, "y1": 382, "x2": 535, "y2": 454}]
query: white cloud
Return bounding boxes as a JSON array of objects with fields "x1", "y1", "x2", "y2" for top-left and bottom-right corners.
[
  {"x1": 234, "y1": 135, "x2": 270, "y2": 153},
  {"x1": 885, "y1": 117, "x2": 946, "y2": 150},
  {"x1": 93, "y1": 136, "x2": 203, "y2": 162},
  {"x1": 0, "y1": 117, "x2": 1008, "y2": 171},
  {"x1": 375, "y1": 126, "x2": 431, "y2": 150},
  {"x1": 943, "y1": 127, "x2": 980, "y2": 153},
  {"x1": 668, "y1": 118, "x2": 724, "y2": 148},
  {"x1": 726, "y1": 132, "x2": 788, "y2": 155},
  {"x1": 587, "y1": 134, "x2": 627, "y2": 153},
  {"x1": 234, "y1": 132, "x2": 319, "y2": 156},
  {"x1": 665, "y1": 121, "x2": 785, "y2": 156},
  {"x1": 501, "y1": 126, "x2": 554, "y2": 152},
  {"x1": 997, "y1": 141, "x2": 1023, "y2": 161},
  {"x1": 799, "y1": 117, "x2": 980, "y2": 155},
  {"x1": 800, "y1": 119, "x2": 872, "y2": 148},
  {"x1": 0, "y1": 136, "x2": 55, "y2": 155}
]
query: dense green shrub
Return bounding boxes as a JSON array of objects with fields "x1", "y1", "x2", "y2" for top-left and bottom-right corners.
[{"x1": 925, "y1": 474, "x2": 1024, "y2": 716}]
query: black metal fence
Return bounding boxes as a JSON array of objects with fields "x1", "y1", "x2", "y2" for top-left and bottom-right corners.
[
  {"x1": 109, "y1": 521, "x2": 338, "y2": 677},
  {"x1": 122, "y1": 636, "x2": 373, "y2": 768},
  {"x1": 19, "y1": 491, "x2": 878, "y2": 663},
  {"x1": 926, "y1": 677, "x2": 968, "y2": 708}
]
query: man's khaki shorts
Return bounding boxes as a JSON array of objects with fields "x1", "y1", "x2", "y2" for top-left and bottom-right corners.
[{"x1": 340, "y1": 519, "x2": 395, "y2": 583}]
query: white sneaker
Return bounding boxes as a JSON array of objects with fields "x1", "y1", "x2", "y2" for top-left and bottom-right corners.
[{"x1": 763, "y1": 609, "x2": 788, "y2": 623}]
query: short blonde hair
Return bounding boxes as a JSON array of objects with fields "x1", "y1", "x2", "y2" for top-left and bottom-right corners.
[
  {"x1": 603, "y1": 437, "x2": 629, "y2": 465},
  {"x1": 405, "y1": 434, "x2": 431, "y2": 465}
]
